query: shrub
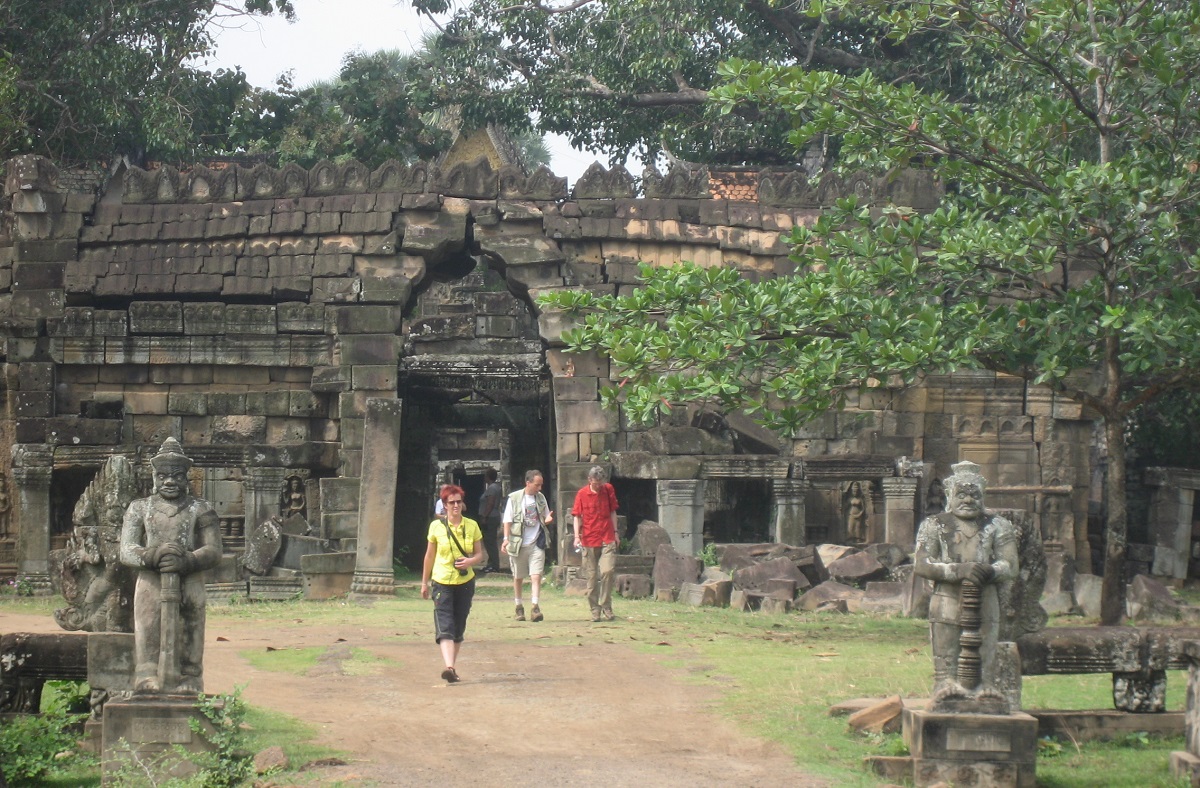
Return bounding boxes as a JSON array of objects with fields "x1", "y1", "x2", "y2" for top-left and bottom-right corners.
[{"x1": 0, "y1": 682, "x2": 92, "y2": 783}]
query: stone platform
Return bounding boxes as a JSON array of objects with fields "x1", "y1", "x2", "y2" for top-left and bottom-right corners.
[
  {"x1": 902, "y1": 707, "x2": 1038, "y2": 788},
  {"x1": 101, "y1": 696, "x2": 217, "y2": 783}
]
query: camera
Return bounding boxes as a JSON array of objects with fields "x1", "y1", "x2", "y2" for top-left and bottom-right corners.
[{"x1": 457, "y1": 567, "x2": 468, "y2": 576}]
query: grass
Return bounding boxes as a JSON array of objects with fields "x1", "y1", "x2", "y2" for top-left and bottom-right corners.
[{"x1": 2, "y1": 583, "x2": 1194, "y2": 786}]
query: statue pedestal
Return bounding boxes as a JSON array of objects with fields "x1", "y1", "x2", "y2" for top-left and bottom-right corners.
[
  {"x1": 902, "y1": 707, "x2": 1038, "y2": 788},
  {"x1": 101, "y1": 696, "x2": 217, "y2": 783}
]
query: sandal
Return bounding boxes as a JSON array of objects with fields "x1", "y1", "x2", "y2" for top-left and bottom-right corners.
[{"x1": 441, "y1": 667, "x2": 459, "y2": 683}]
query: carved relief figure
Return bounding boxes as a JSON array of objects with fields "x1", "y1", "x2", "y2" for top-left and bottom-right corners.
[
  {"x1": 119, "y1": 439, "x2": 222, "y2": 694},
  {"x1": 843, "y1": 481, "x2": 869, "y2": 543},
  {"x1": 279, "y1": 475, "x2": 307, "y2": 521},
  {"x1": 914, "y1": 461, "x2": 1018, "y2": 709},
  {"x1": 55, "y1": 455, "x2": 138, "y2": 633}
]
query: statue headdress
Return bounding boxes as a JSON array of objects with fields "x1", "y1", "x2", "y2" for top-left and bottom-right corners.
[
  {"x1": 149, "y1": 437, "x2": 192, "y2": 471},
  {"x1": 944, "y1": 460, "x2": 986, "y2": 496}
]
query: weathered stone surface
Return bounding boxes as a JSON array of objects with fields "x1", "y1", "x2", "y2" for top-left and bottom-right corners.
[
  {"x1": 797, "y1": 580, "x2": 864, "y2": 612},
  {"x1": 826, "y1": 551, "x2": 888, "y2": 586},
  {"x1": 653, "y1": 543, "x2": 701, "y2": 600},
  {"x1": 759, "y1": 596, "x2": 793, "y2": 614},
  {"x1": 242, "y1": 517, "x2": 282, "y2": 576},
  {"x1": 254, "y1": 745, "x2": 290, "y2": 775},
  {"x1": 616, "y1": 573, "x2": 652, "y2": 599},
  {"x1": 992, "y1": 508, "x2": 1049, "y2": 641},
  {"x1": 732, "y1": 556, "x2": 809, "y2": 595},
  {"x1": 1074, "y1": 573, "x2": 1103, "y2": 619},
  {"x1": 818, "y1": 544, "x2": 858, "y2": 567},
  {"x1": 865, "y1": 542, "x2": 910, "y2": 570},
  {"x1": 848, "y1": 695, "x2": 904, "y2": 734},
  {"x1": 860, "y1": 581, "x2": 905, "y2": 614},
  {"x1": 1040, "y1": 590, "x2": 1074, "y2": 616},
  {"x1": 679, "y1": 580, "x2": 731, "y2": 607},
  {"x1": 1127, "y1": 574, "x2": 1181, "y2": 621}
]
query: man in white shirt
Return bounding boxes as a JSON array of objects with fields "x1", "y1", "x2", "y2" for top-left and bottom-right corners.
[{"x1": 501, "y1": 470, "x2": 554, "y2": 622}]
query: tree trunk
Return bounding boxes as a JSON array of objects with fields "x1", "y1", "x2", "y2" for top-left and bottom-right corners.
[{"x1": 1099, "y1": 413, "x2": 1127, "y2": 625}]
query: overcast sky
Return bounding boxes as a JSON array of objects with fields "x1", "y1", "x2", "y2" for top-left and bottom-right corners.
[{"x1": 206, "y1": 0, "x2": 604, "y2": 183}]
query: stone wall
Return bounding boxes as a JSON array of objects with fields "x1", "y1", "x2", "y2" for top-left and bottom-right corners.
[{"x1": 0, "y1": 154, "x2": 1095, "y2": 586}]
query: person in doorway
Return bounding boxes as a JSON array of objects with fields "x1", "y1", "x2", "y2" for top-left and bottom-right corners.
[
  {"x1": 421, "y1": 484, "x2": 484, "y2": 683},
  {"x1": 478, "y1": 468, "x2": 504, "y2": 572},
  {"x1": 433, "y1": 483, "x2": 449, "y2": 519},
  {"x1": 572, "y1": 466, "x2": 620, "y2": 622},
  {"x1": 502, "y1": 470, "x2": 554, "y2": 622}
]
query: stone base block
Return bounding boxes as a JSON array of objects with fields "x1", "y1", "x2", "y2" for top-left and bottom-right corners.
[
  {"x1": 303, "y1": 571, "x2": 353, "y2": 600},
  {"x1": 1170, "y1": 751, "x2": 1200, "y2": 785},
  {"x1": 864, "y1": 755, "x2": 912, "y2": 782},
  {"x1": 1032, "y1": 709, "x2": 1182, "y2": 742},
  {"x1": 248, "y1": 576, "x2": 303, "y2": 600},
  {"x1": 616, "y1": 573, "x2": 651, "y2": 599},
  {"x1": 205, "y1": 581, "x2": 249, "y2": 604},
  {"x1": 902, "y1": 707, "x2": 1037, "y2": 788},
  {"x1": 102, "y1": 697, "x2": 217, "y2": 784},
  {"x1": 563, "y1": 577, "x2": 589, "y2": 597}
]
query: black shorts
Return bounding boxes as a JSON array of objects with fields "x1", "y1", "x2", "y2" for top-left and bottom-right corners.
[{"x1": 431, "y1": 578, "x2": 476, "y2": 643}]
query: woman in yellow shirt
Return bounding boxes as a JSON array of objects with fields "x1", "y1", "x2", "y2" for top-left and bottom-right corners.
[{"x1": 421, "y1": 484, "x2": 484, "y2": 683}]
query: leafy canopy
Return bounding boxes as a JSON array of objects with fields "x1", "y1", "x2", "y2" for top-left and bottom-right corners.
[
  {"x1": 545, "y1": 0, "x2": 1200, "y2": 437},
  {"x1": 412, "y1": 0, "x2": 964, "y2": 166},
  {"x1": 0, "y1": 0, "x2": 295, "y2": 164}
]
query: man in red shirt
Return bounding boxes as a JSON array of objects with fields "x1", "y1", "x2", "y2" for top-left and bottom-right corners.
[{"x1": 572, "y1": 465, "x2": 620, "y2": 622}]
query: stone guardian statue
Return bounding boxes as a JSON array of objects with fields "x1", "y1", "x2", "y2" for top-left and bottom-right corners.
[
  {"x1": 913, "y1": 460, "x2": 1018, "y2": 712},
  {"x1": 119, "y1": 438, "x2": 221, "y2": 694}
]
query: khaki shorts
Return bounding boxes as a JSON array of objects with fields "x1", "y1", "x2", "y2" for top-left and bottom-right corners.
[{"x1": 508, "y1": 543, "x2": 545, "y2": 579}]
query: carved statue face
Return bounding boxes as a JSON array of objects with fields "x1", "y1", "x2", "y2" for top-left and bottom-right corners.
[
  {"x1": 949, "y1": 482, "x2": 984, "y2": 521},
  {"x1": 155, "y1": 467, "x2": 188, "y2": 500}
]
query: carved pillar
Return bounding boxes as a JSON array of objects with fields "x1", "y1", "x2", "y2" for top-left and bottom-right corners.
[
  {"x1": 244, "y1": 467, "x2": 288, "y2": 533},
  {"x1": 655, "y1": 479, "x2": 706, "y2": 556},
  {"x1": 351, "y1": 398, "x2": 403, "y2": 595},
  {"x1": 880, "y1": 476, "x2": 920, "y2": 548},
  {"x1": 770, "y1": 478, "x2": 808, "y2": 546},
  {"x1": 12, "y1": 444, "x2": 54, "y2": 592}
]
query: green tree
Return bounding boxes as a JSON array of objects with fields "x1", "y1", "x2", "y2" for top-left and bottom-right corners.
[
  {"x1": 0, "y1": 0, "x2": 294, "y2": 165},
  {"x1": 234, "y1": 48, "x2": 451, "y2": 168},
  {"x1": 542, "y1": 0, "x2": 1200, "y2": 625},
  {"x1": 411, "y1": 0, "x2": 962, "y2": 167},
  {"x1": 233, "y1": 45, "x2": 551, "y2": 170}
]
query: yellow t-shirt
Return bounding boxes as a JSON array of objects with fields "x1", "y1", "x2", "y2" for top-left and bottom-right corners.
[{"x1": 427, "y1": 517, "x2": 483, "y2": 585}]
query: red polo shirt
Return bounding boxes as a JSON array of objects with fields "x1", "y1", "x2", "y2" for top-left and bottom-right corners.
[{"x1": 572, "y1": 482, "x2": 619, "y2": 547}]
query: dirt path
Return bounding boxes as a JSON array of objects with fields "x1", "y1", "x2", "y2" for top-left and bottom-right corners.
[{"x1": 3, "y1": 593, "x2": 827, "y2": 788}]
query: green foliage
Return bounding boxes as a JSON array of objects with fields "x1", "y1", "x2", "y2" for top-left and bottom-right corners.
[
  {"x1": 543, "y1": 0, "x2": 1200, "y2": 623},
  {"x1": 188, "y1": 688, "x2": 254, "y2": 788},
  {"x1": 1, "y1": 576, "x2": 35, "y2": 596},
  {"x1": 0, "y1": 1, "x2": 294, "y2": 164},
  {"x1": 698, "y1": 543, "x2": 719, "y2": 567},
  {"x1": 108, "y1": 688, "x2": 253, "y2": 788},
  {"x1": 0, "y1": 684, "x2": 92, "y2": 784},
  {"x1": 411, "y1": 0, "x2": 962, "y2": 166},
  {"x1": 234, "y1": 48, "x2": 452, "y2": 168}
]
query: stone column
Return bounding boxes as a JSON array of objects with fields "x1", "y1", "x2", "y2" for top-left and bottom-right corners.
[
  {"x1": 656, "y1": 479, "x2": 706, "y2": 556},
  {"x1": 244, "y1": 466, "x2": 289, "y2": 532},
  {"x1": 880, "y1": 476, "x2": 920, "y2": 548},
  {"x1": 351, "y1": 398, "x2": 403, "y2": 595},
  {"x1": 12, "y1": 444, "x2": 54, "y2": 593},
  {"x1": 770, "y1": 478, "x2": 808, "y2": 546}
]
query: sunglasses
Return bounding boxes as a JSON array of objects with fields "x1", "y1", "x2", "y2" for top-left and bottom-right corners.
[{"x1": 446, "y1": 499, "x2": 464, "y2": 505}]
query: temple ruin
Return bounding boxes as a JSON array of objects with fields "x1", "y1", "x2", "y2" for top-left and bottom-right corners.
[{"x1": 0, "y1": 152, "x2": 1099, "y2": 595}]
